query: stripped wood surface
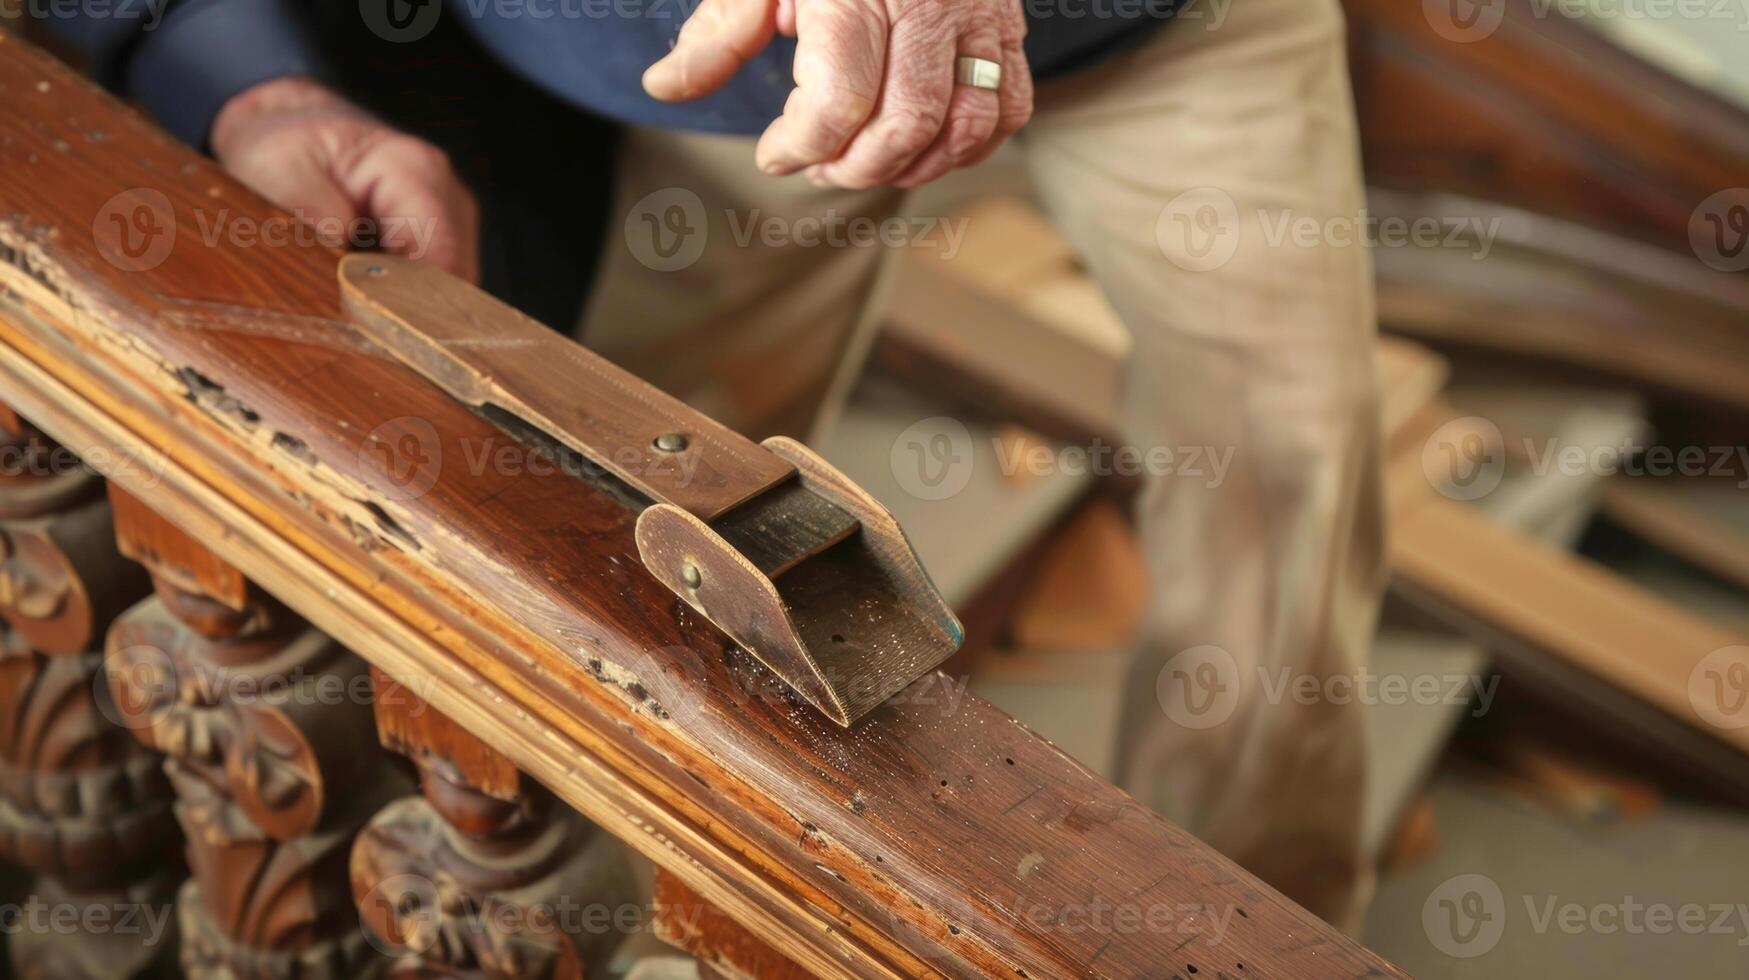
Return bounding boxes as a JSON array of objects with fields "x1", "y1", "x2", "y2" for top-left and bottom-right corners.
[{"x1": 0, "y1": 36, "x2": 1405, "y2": 979}]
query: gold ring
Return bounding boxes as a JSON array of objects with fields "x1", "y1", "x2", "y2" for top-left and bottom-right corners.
[{"x1": 955, "y1": 56, "x2": 1002, "y2": 91}]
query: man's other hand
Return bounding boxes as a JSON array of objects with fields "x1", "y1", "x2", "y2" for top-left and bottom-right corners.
[
  {"x1": 642, "y1": 0, "x2": 1033, "y2": 189},
  {"x1": 211, "y1": 77, "x2": 480, "y2": 283}
]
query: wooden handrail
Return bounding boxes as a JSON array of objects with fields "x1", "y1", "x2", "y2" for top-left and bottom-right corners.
[{"x1": 0, "y1": 35, "x2": 1405, "y2": 978}]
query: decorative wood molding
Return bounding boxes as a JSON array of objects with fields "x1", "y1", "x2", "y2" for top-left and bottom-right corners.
[
  {"x1": 0, "y1": 35, "x2": 1405, "y2": 978},
  {"x1": 354, "y1": 668, "x2": 635, "y2": 978},
  {"x1": 0, "y1": 408, "x2": 176, "y2": 979},
  {"x1": 105, "y1": 485, "x2": 407, "y2": 978}
]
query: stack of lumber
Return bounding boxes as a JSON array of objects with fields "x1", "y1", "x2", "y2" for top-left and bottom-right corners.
[{"x1": 874, "y1": 194, "x2": 1749, "y2": 830}]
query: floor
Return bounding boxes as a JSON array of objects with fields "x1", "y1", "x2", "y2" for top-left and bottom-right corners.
[{"x1": 1364, "y1": 770, "x2": 1749, "y2": 979}]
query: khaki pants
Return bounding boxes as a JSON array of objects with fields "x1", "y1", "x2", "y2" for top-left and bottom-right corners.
[{"x1": 582, "y1": 0, "x2": 1385, "y2": 932}]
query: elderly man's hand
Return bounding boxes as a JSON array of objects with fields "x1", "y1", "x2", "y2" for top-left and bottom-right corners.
[
  {"x1": 211, "y1": 77, "x2": 480, "y2": 283},
  {"x1": 643, "y1": 0, "x2": 1032, "y2": 189}
]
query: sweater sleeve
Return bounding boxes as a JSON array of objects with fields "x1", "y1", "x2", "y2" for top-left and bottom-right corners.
[{"x1": 39, "y1": 0, "x2": 334, "y2": 148}]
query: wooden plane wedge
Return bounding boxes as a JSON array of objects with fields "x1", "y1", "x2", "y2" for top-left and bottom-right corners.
[{"x1": 338, "y1": 254, "x2": 963, "y2": 726}]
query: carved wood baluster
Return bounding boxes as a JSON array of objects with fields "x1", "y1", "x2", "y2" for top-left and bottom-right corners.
[
  {"x1": 353, "y1": 668, "x2": 634, "y2": 979},
  {"x1": 0, "y1": 406, "x2": 176, "y2": 979},
  {"x1": 103, "y1": 485, "x2": 407, "y2": 979}
]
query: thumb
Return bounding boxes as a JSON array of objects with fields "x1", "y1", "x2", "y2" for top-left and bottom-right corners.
[{"x1": 644, "y1": 0, "x2": 779, "y2": 102}]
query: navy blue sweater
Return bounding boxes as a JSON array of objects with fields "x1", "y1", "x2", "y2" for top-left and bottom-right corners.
[{"x1": 47, "y1": 0, "x2": 1181, "y2": 147}]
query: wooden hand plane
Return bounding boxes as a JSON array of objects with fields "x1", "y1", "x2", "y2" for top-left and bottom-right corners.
[{"x1": 339, "y1": 255, "x2": 962, "y2": 726}]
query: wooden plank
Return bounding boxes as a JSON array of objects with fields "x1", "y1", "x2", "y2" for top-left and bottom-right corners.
[
  {"x1": 1368, "y1": 194, "x2": 1749, "y2": 416},
  {"x1": 1391, "y1": 494, "x2": 1749, "y2": 758},
  {"x1": 1601, "y1": 477, "x2": 1749, "y2": 593},
  {"x1": 1345, "y1": 0, "x2": 1749, "y2": 251},
  {"x1": 0, "y1": 36, "x2": 1404, "y2": 980}
]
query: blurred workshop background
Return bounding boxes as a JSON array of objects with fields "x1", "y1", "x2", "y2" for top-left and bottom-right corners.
[
  {"x1": 799, "y1": 3, "x2": 1749, "y2": 977},
  {"x1": 5, "y1": 0, "x2": 1749, "y2": 977}
]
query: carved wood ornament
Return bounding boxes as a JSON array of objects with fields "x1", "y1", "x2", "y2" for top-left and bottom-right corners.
[{"x1": 105, "y1": 485, "x2": 407, "y2": 978}]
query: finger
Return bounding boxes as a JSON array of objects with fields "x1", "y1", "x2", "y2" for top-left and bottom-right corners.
[
  {"x1": 956, "y1": 35, "x2": 1032, "y2": 170},
  {"x1": 754, "y1": 1, "x2": 886, "y2": 176},
  {"x1": 807, "y1": 15, "x2": 958, "y2": 189},
  {"x1": 889, "y1": 31, "x2": 1004, "y2": 189},
  {"x1": 643, "y1": 0, "x2": 779, "y2": 102},
  {"x1": 240, "y1": 166, "x2": 361, "y2": 249},
  {"x1": 377, "y1": 180, "x2": 479, "y2": 284},
  {"x1": 347, "y1": 136, "x2": 481, "y2": 283},
  {"x1": 777, "y1": 0, "x2": 797, "y2": 36}
]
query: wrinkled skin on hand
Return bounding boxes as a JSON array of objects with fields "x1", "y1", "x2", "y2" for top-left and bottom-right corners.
[
  {"x1": 644, "y1": 0, "x2": 1034, "y2": 189},
  {"x1": 211, "y1": 76, "x2": 480, "y2": 283}
]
